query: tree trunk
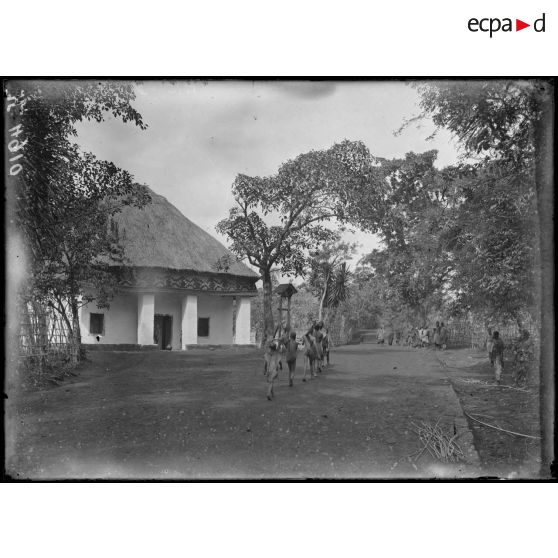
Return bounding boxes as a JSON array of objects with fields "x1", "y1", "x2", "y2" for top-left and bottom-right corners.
[
  {"x1": 30, "y1": 300, "x2": 48, "y2": 375},
  {"x1": 318, "y1": 270, "x2": 331, "y2": 322},
  {"x1": 534, "y1": 85, "x2": 554, "y2": 477},
  {"x1": 69, "y1": 297, "x2": 82, "y2": 363},
  {"x1": 318, "y1": 288, "x2": 326, "y2": 322},
  {"x1": 261, "y1": 267, "x2": 275, "y2": 344},
  {"x1": 339, "y1": 314, "x2": 346, "y2": 345}
]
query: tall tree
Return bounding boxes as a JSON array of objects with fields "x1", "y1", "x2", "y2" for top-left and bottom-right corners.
[
  {"x1": 441, "y1": 163, "x2": 537, "y2": 325},
  {"x1": 358, "y1": 151, "x2": 453, "y2": 325},
  {"x1": 409, "y1": 79, "x2": 554, "y2": 474},
  {"x1": 307, "y1": 239, "x2": 356, "y2": 321},
  {"x1": 216, "y1": 141, "x2": 375, "y2": 341},
  {"x1": 6, "y1": 80, "x2": 150, "y2": 359}
]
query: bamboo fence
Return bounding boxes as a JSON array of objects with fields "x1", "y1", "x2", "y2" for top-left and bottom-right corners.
[{"x1": 18, "y1": 302, "x2": 77, "y2": 374}]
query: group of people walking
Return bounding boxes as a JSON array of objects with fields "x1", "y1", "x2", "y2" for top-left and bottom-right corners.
[
  {"x1": 377, "y1": 321, "x2": 449, "y2": 350},
  {"x1": 264, "y1": 321, "x2": 331, "y2": 400},
  {"x1": 486, "y1": 327, "x2": 534, "y2": 386}
]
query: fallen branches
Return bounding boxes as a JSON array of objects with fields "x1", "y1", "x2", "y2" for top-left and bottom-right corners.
[
  {"x1": 410, "y1": 420, "x2": 464, "y2": 463},
  {"x1": 463, "y1": 411, "x2": 541, "y2": 440},
  {"x1": 455, "y1": 377, "x2": 530, "y2": 392}
]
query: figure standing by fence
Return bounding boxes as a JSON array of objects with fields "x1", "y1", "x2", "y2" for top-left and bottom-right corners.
[
  {"x1": 490, "y1": 331, "x2": 505, "y2": 385},
  {"x1": 433, "y1": 321, "x2": 441, "y2": 349},
  {"x1": 439, "y1": 322, "x2": 448, "y2": 350},
  {"x1": 377, "y1": 327, "x2": 384, "y2": 344},
  {"x1": 419, "y1": 326, "x2": 429, "y2": 348},
  {"x1": 511, "y1": 330, "x2": 535, "y2": 387},
  {"x1": 486, "y1": 327, "x2": 494, "y2": 364}
]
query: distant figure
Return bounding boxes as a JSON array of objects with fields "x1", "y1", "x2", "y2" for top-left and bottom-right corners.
[
  {"x1": 285, "y1": 330, "x2": 299, "y2": 387},
  {"x1": 490, "y1": 331, "x2": 505, "y2": 384},
  {"x1": 439, "y1": 322, "x2": 448, "y2": 350},
  {"x1": 387, "y1": 330, "x2": 394, "y2": 346},
  {"x1": 512, "y1": 330, "x2": 534, "y2": 387},
  {"x1": 266, "y1": 340, "x2": 282, "y2": 400},
  {"x1": 405, "y1": 329, "x2": 414, "y2": 346},
  {"x1": 419, "y1": 326, "x2": 429, "y2": 348},
  {"x1": 322, "y1": 327, "x2": 332, "y2": 366},
  {"x1": 433, "y1": 321, "x2": 441, "y2": 349},
  {"x1": 407, "y1": 328, "x2": 418, "y2": 347},
  {"x1": 377, "y1": 327, "x2": 385, "y2": 344},
  {"x1": 486, "y1": 327, "x2": 494, "y2": 364}
]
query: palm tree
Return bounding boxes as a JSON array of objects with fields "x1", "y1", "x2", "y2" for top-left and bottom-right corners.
[{"x1": 308, "y1": 241, "x2": 355, "y2": 322}]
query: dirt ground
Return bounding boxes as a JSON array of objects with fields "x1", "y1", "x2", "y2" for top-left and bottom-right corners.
[
  {"x1": 6, "y1": 342, "x2": 531, "y2": 480},
  {"x1": 437, "y1": 348, "x2": 542, "y2": 478}
]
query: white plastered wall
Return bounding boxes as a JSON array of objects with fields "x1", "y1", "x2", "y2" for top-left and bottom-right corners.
[
  {"x1": 80, "y1": 291, "x2": 237, "y2": 347},
  {"x1": 79, "y1": 292, "x2": 138, "y2": 345},
  {"x1": 197, "y1": 295, "x2": 234, "y2": 345}
]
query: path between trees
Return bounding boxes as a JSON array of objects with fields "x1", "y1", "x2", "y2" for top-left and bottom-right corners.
[{"x1": 8, "y1": 344, "x2": 485, "y2": 479}]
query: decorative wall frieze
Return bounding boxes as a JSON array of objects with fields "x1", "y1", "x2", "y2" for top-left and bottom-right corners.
[{"x1": 114, "y1": 266, "x2": 257, "y2": 294}]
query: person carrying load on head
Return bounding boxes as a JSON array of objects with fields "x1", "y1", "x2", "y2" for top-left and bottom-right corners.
[
  {"x1": 301, "y1": 329, "x2": 318, "y2": 382},
  {"x1": 284, "y1": 330, "x2": 300, "y2": 387},
  {"x1": 266, "y1": 339, "x2": 282, "y2": 400}
]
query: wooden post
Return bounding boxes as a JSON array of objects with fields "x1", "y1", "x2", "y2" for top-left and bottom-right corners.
[
  {"x1": 286, "y1": 295, "x2": 292, "y2": 331},
  {"x1": 277, "y1": 295, "x2": 284, "y2": 338}
]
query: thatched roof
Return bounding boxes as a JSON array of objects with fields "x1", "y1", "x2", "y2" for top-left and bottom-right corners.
[
  {"x1": 114, "y1": 187, "x2": 258, "y2": 279},
  {"x1": 275, "y1": 283, "x2": 297, "y2": 297}
]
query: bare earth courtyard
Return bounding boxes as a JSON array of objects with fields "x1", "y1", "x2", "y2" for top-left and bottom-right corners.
[{"x1": 6, "y1": 343, "x2": 539, "y2": 479}]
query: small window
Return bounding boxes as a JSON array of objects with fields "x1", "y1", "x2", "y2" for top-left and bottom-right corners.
[
  {"x1": 90, "y1": 313, "x2": 105, "y2": 335},
  {"x1": 198, "y1": 317, "x2": 210, "y2": 337}
]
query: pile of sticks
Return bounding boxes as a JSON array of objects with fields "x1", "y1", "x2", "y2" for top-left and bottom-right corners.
[
  {"x1": 409, "y1": 419, "x2": 464, "y2": 463},
  {"x1": 455, "y1": 377, "x2": 530, "y2": 392}
]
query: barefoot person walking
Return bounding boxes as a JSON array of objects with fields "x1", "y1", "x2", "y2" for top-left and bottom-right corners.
[
  {"x1": 301, "y1": 330, "x2": 318, "y2": 382},
  {"x1": 285, "y1": 330, "x2": 299, "y2": 387},
  {"x1": 266, "y1": 340, "x2": 282, "y2": 400}
]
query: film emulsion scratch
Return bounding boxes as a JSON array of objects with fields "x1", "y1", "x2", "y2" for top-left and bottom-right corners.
[{"x1": 3, "y1": 79, "x2": 555, "y2": 480}]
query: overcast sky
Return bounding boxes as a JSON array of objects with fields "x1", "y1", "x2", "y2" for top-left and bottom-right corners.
[{"x1": 75, "y1": 80, "x2": 461, "y2": 274}]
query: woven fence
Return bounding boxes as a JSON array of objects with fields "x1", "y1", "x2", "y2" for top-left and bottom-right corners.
[
  {"x1": 19, "y1": 303, "x2": 77, "y2": 374},
  {"x1": 445, "y1": 319, "x2": 539, "y2": 350}
]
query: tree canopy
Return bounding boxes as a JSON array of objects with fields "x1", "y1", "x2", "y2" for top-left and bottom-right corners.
[
  {"x1": 7, "y1": 80, "x2": 150, "y2": 354},
  {"x1": 217, "y1": 140, "x2": 376, "y2": 340}
]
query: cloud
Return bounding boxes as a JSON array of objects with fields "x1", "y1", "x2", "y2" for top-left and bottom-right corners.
[{"x1": 269, "y1": 81, "x2": 337, "y2": 99}]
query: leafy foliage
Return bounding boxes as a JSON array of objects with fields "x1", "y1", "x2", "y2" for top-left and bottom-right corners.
[
  {"x1": 412, "y1": 80, "x2": 543, "y2": 168},
  {"x1": 410, "y1": 80, "x2": 542, "y2": 324},
  {"x1": 307, "y1": 239, "x2": 356, "y2": 321},
  {"x1": 217, "y1": 140, "x2": 375, "y2": 340},
  {"x1": 7, "y1": 80, "x2": 150, "y2": 352},
  {"x1": 356, "y1": 151, "x2": 452, "y2": 326}
]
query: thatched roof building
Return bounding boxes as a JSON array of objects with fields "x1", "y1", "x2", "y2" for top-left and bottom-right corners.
[{"x1": 79, "y1": 186, "x2": 257, "y2": 350}]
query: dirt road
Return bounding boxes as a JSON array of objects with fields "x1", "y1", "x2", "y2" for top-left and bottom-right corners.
[{"x1": 6, "y1": 344, "x2": 480, "y2": 479}]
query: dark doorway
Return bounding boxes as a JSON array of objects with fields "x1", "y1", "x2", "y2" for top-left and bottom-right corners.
[{"x1": 154, "y1": 314, "x2": 173, "y2": 350}]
